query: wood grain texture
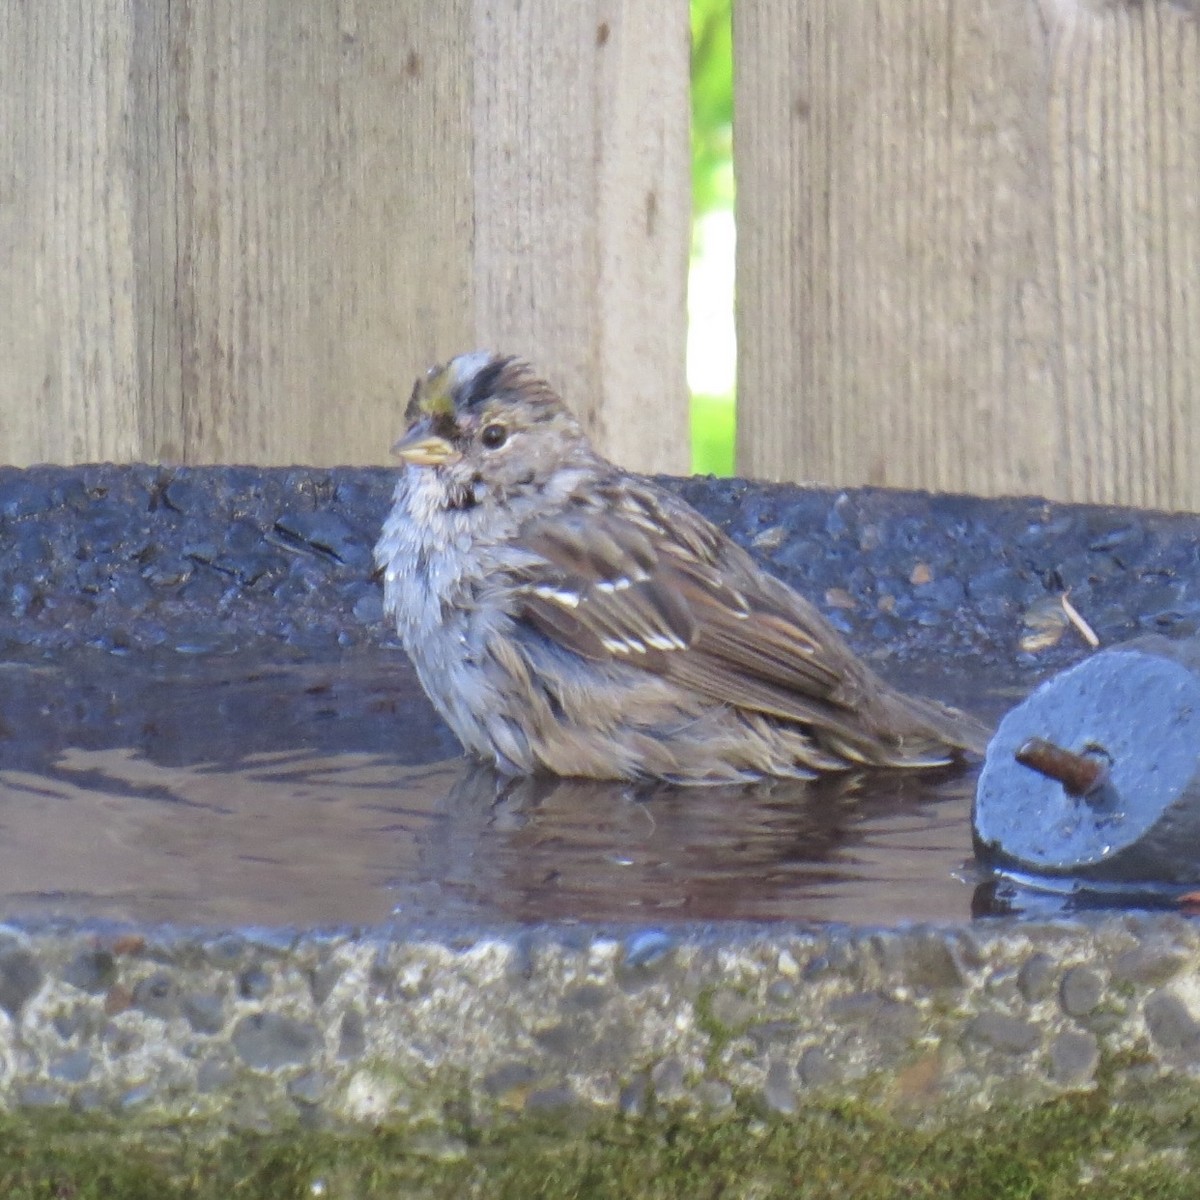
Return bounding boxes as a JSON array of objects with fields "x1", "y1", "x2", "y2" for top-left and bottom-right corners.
[
  {"x1": 736, "y1": 0, "x2": 1200, "y2": 508},
  {"x1": 166, "y1": 0, "x2": 476, "y2": 464},
  {"x1": 472, "y1": 0, "x2": 691, "y2": 474},
  {"x1": 1, "y1": 0, "x2": 141, "y2": 464},
  {"x1": 1, "y1": 0, "x2": 689, "y2": 469},
  {"x1": 1048, "y1": 1, "x2": 1200, "y2": 508}
]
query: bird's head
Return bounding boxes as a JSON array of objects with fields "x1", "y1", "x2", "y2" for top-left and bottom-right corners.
[{"x1": 392, "y1": 352, "x2": 596, "y2": 513}]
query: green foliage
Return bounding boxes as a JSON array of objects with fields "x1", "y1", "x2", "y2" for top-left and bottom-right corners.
[
  {"x1": 691, "y1": 0, "x2": 734, "y2": 221},
  {"x1": 692, "y1": 392, "x2": 736, "y2": 477},
  {"x1": 689, "y1": 0, "x2": 735, "y2": 475}
]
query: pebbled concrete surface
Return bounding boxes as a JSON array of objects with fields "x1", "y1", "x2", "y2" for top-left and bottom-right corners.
[{"x1": 3, "y1": 915, "x2": 1200, "y2": 1129}]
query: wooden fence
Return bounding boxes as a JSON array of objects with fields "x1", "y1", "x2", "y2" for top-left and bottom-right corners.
[{"x1": 2, "y1": 1, "x2": 1199, "y2": 510}]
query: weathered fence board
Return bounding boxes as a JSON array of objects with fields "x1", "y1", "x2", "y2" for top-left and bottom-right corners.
[
  {"x1": 736, "y1": 0, "x2": 1200, "y2": 508},
  {"x1": 473, "y1": 2, "x2": 691, "y2": 473},
  {"x1": 0, "y1": 0, "x2": 690, "y2": 471}
]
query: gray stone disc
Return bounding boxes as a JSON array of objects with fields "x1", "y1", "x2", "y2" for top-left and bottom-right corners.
[{"x1": 973, "y1": 636, "x2": 1200, "y2": 882}]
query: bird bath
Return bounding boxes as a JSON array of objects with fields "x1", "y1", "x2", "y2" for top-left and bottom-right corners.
[{"x1": 4, "y1": 464, "x2": 1200, "y2": 1192}]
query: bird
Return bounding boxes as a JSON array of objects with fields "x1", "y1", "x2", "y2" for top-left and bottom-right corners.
[{"x1": 374, "y1": 351, "x2": 986, "y2": 785}]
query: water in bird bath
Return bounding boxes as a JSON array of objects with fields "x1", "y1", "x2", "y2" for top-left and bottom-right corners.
[{"x1": 0, "y1": 648, "x2": 1007, "y2": 928}]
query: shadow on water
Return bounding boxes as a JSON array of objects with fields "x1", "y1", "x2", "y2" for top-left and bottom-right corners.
[{"x1": 0, "y1": 648, "x2": 1017, "y2": 928}]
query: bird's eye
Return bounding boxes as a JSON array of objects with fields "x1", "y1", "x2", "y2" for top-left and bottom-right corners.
[{"x1": 480, "y1": 423, "x2": 508, "y2": 450}]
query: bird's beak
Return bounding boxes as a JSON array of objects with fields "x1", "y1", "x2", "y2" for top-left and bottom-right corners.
[{"x1": 391, "y1": 420, "x2": 461, "y2": 466}]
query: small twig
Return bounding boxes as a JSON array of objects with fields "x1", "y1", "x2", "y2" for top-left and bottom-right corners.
[{"x1": 1061, "y1": 590, "x2": 1100, "y2": 648}]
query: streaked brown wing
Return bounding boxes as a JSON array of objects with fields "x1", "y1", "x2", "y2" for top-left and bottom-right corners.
[{"x1": 510, "y1": 480, "x2": 865, "y2": 726}]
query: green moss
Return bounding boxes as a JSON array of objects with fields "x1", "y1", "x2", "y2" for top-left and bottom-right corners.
[
  {"x1": 4, "y1": 1082, "x2": 1200, "y2": 1199},
  {"x1": 692, "y1": 985, "x2": 742, "y2": 1072}
]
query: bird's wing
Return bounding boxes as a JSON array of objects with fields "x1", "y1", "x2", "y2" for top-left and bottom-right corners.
[{"x1": 508, "y1": 481, "x2": 870, "y2": 731}]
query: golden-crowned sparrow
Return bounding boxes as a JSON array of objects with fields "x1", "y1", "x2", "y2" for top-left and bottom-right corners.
[{"x1": 375, "y1": 352, "x2": 985, "y2": 784}]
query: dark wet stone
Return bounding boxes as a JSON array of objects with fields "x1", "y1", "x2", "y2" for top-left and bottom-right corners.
[
  {"x1": 1017, "y1": 953, "x2": 1056, "y2": 1003},
  {"x1": 72, "y1": 1085, "x2": 108, "y2": 1113},
  {"x1": 524, "y1": 1085, "x2": 575, "y2": 1113},
  {"x1": 133, "y1": 972, "x2": 179, "y2": 1020},
  {"x1": 162, "y1": 476, "x2": 206, "y2": 515},
  {"x1": 141, "y1": 556, "x2": 193, "y2": 589},
  {"x1": 695, "y1": 1079, "x2": 734, "y2": 1111},
  {"x1": 62, "y1": 949, "x2": 117, "y2": 995},
  {"x1": 105, "y1": 572, "x2": 154, "y2": 610},
  {"x1": 984, "y1": 965, "x2": 1024, "y2": 1006},
  {"x1": 224, "y1": 518, "x2": 270, "y2": 557},
  {"x1": 120, "y1": 1084, "x2": 156, "y2": 1108},
  {"x1": 561, "y1": 984, "x2": 609, "y2": 1013},
  {"x1": 592, "y1": 1022, "x2": 635, "y2": 1071},
  {"x1": 1110, "y1": 945, "x2": 1186, "y2": 987},
  {"x1": 205, "y1": 936, "x2": 249, "y2": 967},
  {"x1": 797, "y1": 1046, "x2": 837, "y2": 1088},
  {"x1": 1059, "y1": 967, "x2": 1104, "y2": 1018},
  {"x1": 8, "y1": 582, "x2": 35, "y2": 619},
  {"x1": 308, "y1": 962, "x2": 343, "y2": 1007},
  {"x1": 217, "y1": 550, "x2": 285, "y2": 588},
  {"x1": 747, "y1": 1021, "x2": 801, "y2": 1049},
  {"x1": 0, "y1": 949, "x2": 44, "y2": 1019},
  {"x1": 288, "y1": 1071, "x2": 329, "y2": 1105},
  {"x1": 708, "y1": 990, "x2": 756, "y2": 1031},
  {"x1": 48, "y1": 1049, "x2": 94, "y2": 1084},
  {"x1": 801, "y1": 954, "x2": 836, "y2": 981},
  {"x1": 649, "y1": 1057, "x2": 686, "y2": 1103},
  {"x1": 337, "y1": 1009, "x2": 366, "y2": 1061},
  {"x1": 181, "y1": 539, "x2": 222, "y2": 567},
  {"x1": 824, "y1": 495, "x2": 857, "y2": 540},
  {"x1": 237, "y1": 966, "x2": 272, "y2": 1000},
  {"x1": 964, "y1": 1012, "x2": 1041, "y2": 1055},
  {"x1": 196, "y1": 1059, "x2": 236, "y2": 1093},
  {"x1": 618, "y1": 1073, "x2": 649, "y2": 1116},
  {"x1": 18, "y1": 1085, "x2": 63, "y2": 1108},
  {"x1": 232, "y1": 1013, "x2": 322, "y2": 1071},
  {"x1": 182, "y1": 992, "x2": 226, "y2": 1035},
  {"x1": 1088, "y1": 524, "x2": 1145, "y2": 555},
  {"x1": 368, "y1": 959, "x2": 397, "y2": 995},
  {"x1": 352, "y1": 592, "x2": 385, "y2": 624},
  {"x1": 827, "y1": 992, "x2": 920, "y2": 1041},
  {"x1": 1140, "y1": 603, "x2": 1200, "y2": 636},
  {"x1": 770, "y1": 536, "x2": 825, "y2": 577},
  {"x1": 803, "y1": 939, "x2": 862, "y2": 983},
  {"x1": 0, "y1": 474, "x2": 53, "y2": 518},
  {"x1": 1049, "y1": 1031, "x2": 1099, "y2": 1086},
  {"x1": 531, "y1": 1023, "x2": 576, "y2": 1055},
  {"x1": 621, "y1": 929, "x2": 673, "y2": 971},
  {"x1": 876, "y1": 932, "x2": 966, "y2": 993},
  {"x1": 1144, "y1": 992, "x2": 1200, "y2": 1054},
  {"x1": 273, "y1": 510, "x2": 372, "y2": 569},
  {"x1": 766, "y1": 979, "x2": 797, "y2": 1005},
  {"x1": 762, "y1": 1059, "x2": 796, "y2": 1114},
  {"x1": 52, "y1": 1009, "x2": 86, "y2": 1041},
  {"x1": 482, "y1": 1062, "x2": 539, "y2": 1098},
  {"x1": 912, "y1": 575, "x2": 967, "y2": 612}
]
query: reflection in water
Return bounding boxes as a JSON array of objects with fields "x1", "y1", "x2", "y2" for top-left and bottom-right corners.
[
  {"x1": 419, "y1": 765, "x2": 978, "y2": 925},
  {"x1": 0, "y1": 648, "x2": 990, "y2": 927},
  {"x1": 971, "y1": 870, "x2": 1200, "y2": 919},
  {"x1": 0, "y1": 748, "x2": 978, "y2": 927}
]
